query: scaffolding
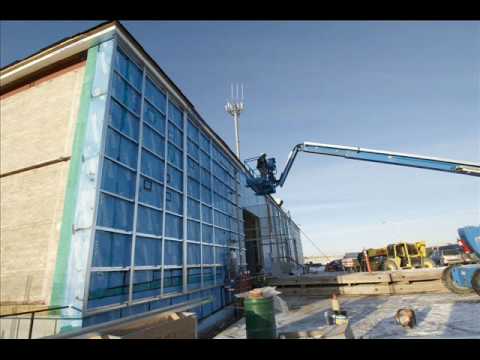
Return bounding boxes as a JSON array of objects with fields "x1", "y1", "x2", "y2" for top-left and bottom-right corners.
[{"x1": 242, "y1": 203, "x2": 304, "y2": 276}]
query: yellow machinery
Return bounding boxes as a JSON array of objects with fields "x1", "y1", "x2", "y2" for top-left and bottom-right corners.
[
  {"x1": 358, "y1": 242, "x2": 434, "y2": 272},
  {"x1": 382, "y1": 241, "x2": 435, "y2": 271},
  {"x1": 360, "y1": 248, "x2": 387, "y2": 272},
  {"x1": 416, "y1": 241, "x2": 428, "y2": 257}
]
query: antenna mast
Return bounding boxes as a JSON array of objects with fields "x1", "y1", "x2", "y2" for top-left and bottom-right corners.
[{"x1": 225, "y1": 83, "x2": 245, "y2": 159}]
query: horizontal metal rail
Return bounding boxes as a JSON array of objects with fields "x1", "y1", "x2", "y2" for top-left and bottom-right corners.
[
  {"x1": 0, "y1": 305, "x2": 80, "y2": 318},
  {"x1": 0, "y1": 156, "x2": 71, "y2": 178},
  {"x1": 0, "y1": 305, "x2": 82, "y2": 339},
  {"x1": 45, "y1": 297, "x2": 212, "y2": 339}
]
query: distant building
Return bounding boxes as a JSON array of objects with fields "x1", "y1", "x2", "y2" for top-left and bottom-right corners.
[
  {"x1": 0, "y1": 21, "x2": 303, "y2": 337},
  {"x1": 304, "y1": 255, "x2": 342, "y2": 264}
]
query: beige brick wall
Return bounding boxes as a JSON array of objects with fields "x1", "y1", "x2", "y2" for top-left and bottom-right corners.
[
  {"x1": 0, "y1": 63, "x2": 85, "y2": 305},
  {"x1": 0, "y1": 161, "x2": 70, "y2": 304},
  {"x1": 1, "y1": 63, "x2": 85, "y2": 175}
]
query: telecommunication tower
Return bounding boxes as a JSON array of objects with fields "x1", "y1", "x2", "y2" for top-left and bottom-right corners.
[{"x1": 225, "y1": 84, "x2": 244, "y2": 159}]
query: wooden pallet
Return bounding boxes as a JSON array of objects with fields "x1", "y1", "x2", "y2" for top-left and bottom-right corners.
[{"x1": 270, "y1": 268, "x2": 448, "y2": 296}]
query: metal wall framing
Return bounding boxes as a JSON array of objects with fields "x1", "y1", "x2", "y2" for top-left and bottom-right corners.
[{"x1": 83, "y1": 36, "x2": 246, "y2": 321}]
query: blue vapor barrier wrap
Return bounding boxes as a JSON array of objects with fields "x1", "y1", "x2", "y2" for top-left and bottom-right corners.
[
  {"x1": 58, "y1": 38, "x2": 115, "y2": 332},
  {"x1": 82, "y1": 41, "x2": 253, "y2": 326}
]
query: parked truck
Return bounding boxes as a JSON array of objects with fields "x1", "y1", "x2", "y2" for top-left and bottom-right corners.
[
  {"x1": 341, "y1": 252, "x2": 362, "y2": 272},
  {"x1": 430, "y1": 244, "x2": 474, "y2": 267}
]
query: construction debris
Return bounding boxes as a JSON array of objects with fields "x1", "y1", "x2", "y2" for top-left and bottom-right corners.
[
  {"x1": 235, "y1": 286, "x2": 289, "y2": 315},
  {"x1": 331, "y1": 293, "x2": 341, "y2": 313},
  {"x1": 214, "y1": 292, "x2": 480, "y2": 339},
  {"x1": 278, "y1": 323, "x2": 355, "y2": 339},
  {"x1": 89, "y1": 334, "x2": 122, "y2": 339},
  {"x1": 323, "y1": 292, "x2": 349, "y2": 326},
  {"x1": 248, "y1": 289, "x2": 264, "y2": 299},
  {"x1": 395, "y1": 308, "x2": 416, "y2": 328}
]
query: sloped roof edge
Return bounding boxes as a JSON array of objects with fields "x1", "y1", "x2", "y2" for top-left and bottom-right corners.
[
  {"x1": 0, "y1": 20, "x2": 291, "y2": 217},
  {"x1": 0, "y1": 21, "x2": 117, "y2": 84}
]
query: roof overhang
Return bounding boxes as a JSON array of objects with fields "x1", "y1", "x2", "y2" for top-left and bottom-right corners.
[{"x1": 0, "y1": 22, "x2": 117, "y2": 88}]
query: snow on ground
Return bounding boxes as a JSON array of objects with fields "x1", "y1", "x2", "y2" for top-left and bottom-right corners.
[
  {"x1": 342, "y1": 293, "x2": 480, "y2": 338},
  {"x1": 214, "y1": 293, "x2": 480, "y2": 339}
]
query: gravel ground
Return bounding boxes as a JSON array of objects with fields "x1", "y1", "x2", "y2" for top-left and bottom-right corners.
[{"x1": 214, "y1": 292, "x2": 480, "y2": 339}]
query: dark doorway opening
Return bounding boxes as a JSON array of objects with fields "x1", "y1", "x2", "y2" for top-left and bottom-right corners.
[{"x1": 243, "y1": 210, "x2": 263, "y2": 275}]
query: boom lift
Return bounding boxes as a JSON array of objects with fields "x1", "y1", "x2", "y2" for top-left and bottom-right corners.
[
  {"x1": 441, "y1": 226, "x2": 480, "y2": 295},
  {"x1": 244, "y1": 141, "x2": 480, "y2": 295},
  {"x1": 244, "y1": 142, "x2": 480, "y2": 196}
]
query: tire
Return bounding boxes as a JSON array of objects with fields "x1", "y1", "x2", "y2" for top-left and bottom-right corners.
[
  {"x1": 441, "y1": 265, "x2": 475, "y2": 295},
  {"x1": 383, "y1": 259, "x2": 399, "y2": 271},
  {"x1": 472, "y1": 269, "x2": 480, "y2": 296},
  {"x1": 422, "y1": 258, "x2": 435, "y2": 269}
]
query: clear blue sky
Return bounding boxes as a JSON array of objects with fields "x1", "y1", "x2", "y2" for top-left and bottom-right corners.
[{"x1": 2, "y1": 21, "x2": 479, "y2": 256}]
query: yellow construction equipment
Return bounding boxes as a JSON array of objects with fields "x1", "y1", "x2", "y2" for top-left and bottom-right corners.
[
  {"x1": 358, "y1": 242, "x2": 434, "y2": 272},
  {"x1": 382, "y1": 241, "x2": 435, "y2": 271}
]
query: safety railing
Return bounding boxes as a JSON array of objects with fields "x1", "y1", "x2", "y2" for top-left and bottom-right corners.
[
  {"x1": 46, "y1": 297, "x2": 212, "y2": 339},
  {"x1": 0, "y1": 305, "x2": 82, "y2": 339}
]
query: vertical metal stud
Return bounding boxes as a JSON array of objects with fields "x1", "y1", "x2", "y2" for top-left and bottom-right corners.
[
  {"x1": 128, "y1": 66, "x2": 147, "y2": 305},
  {"x1": 198, "y1": 126, "x2": 204, "y2": 289},
  {"x1": 211, "y1": 141, "x2": 216, "y2": 287},
  {"x1": 182, "y1": 111, "x2": 188, "y2": 293},
  {"x1": 236, "y1": 169, "x2": 242, "y2": 272},
  {"x1": 28, "y1": 312, "x2": 35, "y2": 339},
  {"x1": 160, "y1": 92, "x2": 169, "y2": 297}
]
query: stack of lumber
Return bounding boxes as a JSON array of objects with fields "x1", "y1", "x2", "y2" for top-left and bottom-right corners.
[
  {"x1": 269, "y1": 268, "x2": 449, "y2": 296},
  {"x1": 83, "y1": 312, "x2": 197, "y2": 339},
  {"x1": 48, "y1": 311, "x2": 198, "y2": 339}
]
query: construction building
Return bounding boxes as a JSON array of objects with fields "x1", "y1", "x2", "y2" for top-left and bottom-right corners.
[{"x1": 0, "y1": 21, "x2": 303, "y2": 337}]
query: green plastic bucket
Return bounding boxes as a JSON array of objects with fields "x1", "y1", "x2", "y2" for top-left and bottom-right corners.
[{"x1": 244, "y1": 297, "x2": 276, "y2": 339}]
